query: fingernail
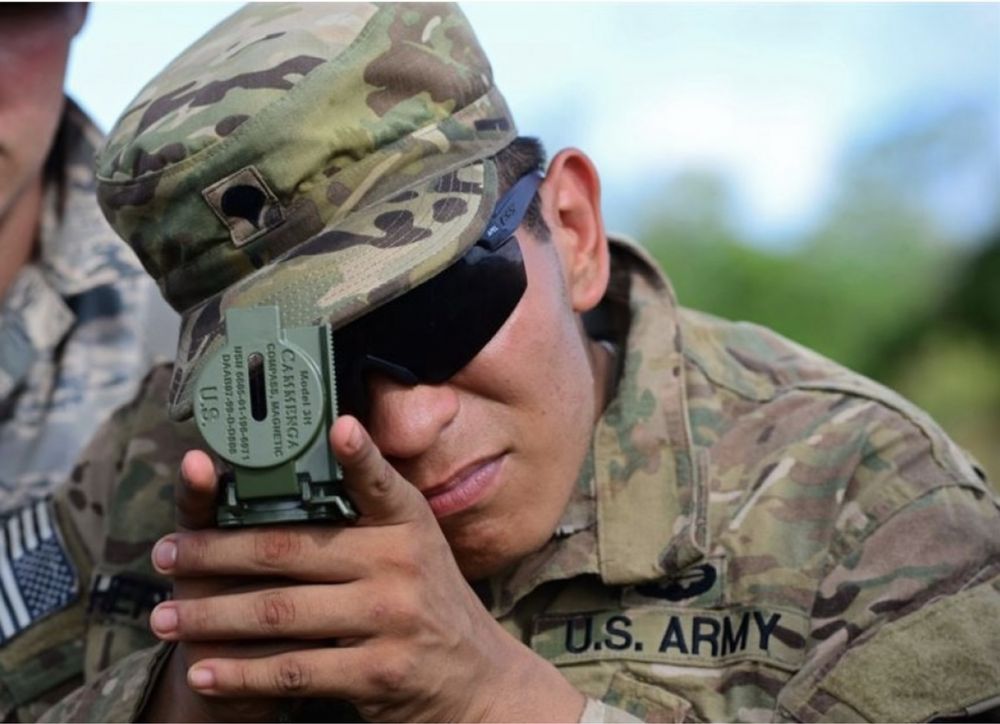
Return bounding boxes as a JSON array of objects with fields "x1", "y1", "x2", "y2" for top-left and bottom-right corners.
[
  {"x1": 346, "y1": 420, "x2": 363, "y2": 454},
  {"x1": 180, "y1": 453, "x2": 196, "y2": 482},
  {"x1": 189, "y1": 666, "x2": 215, "y2": 690},
  {"x1": 150, "y1": 605, "x2": 178, "y2": 635},
  {"x1": 153, "y1": 538, "x2": 177, "y2": 570}
]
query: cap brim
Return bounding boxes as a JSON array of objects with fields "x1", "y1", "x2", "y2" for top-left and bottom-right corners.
[{"x1": 166, "y1": 159, "x2": 498, "y2": 421}]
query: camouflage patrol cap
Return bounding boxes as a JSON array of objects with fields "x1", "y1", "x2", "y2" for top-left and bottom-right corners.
[{"x1": 95, "y1": 2, "x2": 516, "y2": 421}]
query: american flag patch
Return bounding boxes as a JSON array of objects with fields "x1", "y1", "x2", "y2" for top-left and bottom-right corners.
[{"x1": 0, "y1": 499, "x2": 79, "y2": 643}]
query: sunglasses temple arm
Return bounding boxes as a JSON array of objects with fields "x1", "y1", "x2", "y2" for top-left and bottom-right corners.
[
  {"x1": 479, "y1": 172, "x2": 543, "y2": 251},
  {"x1": 362, "y1": 355, "x2": 420, "y2": 386}
]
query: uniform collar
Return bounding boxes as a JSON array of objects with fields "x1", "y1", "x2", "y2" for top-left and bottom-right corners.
[
  {"x1": 0, "y1": 100, "x2": 141, "y2": 400},
  {"x1": 483, "y1": 235, "x2": 709, "y2": 617},
  {"x1": 0, "y1": 267, "x2": 75, "y2": 400},
  {"x1": 37, "y1": 98, "x2": 140, "y2": 298},
  {"x1": 0, "y1": 99, "x2": 102, "y2": 399}
]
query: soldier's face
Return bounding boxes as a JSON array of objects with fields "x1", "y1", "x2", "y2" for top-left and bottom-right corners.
[
  {"x1": 365, "y1": 151, "x2": 611, "y2": 579},
  {"x1": 0, "y1": 4, "x2": 86, "y2": 220}
]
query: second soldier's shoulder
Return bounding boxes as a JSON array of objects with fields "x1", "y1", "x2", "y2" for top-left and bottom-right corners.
[{"x1": 677, "y1": 307, "x2": 866, "y2": 400}]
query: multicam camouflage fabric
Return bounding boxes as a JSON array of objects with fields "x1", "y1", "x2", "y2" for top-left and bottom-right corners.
[
  {"x1": 490, "y1": 238, "x2": 1000, "y2": 723},
  {"x1": 25, "y1": 237, "x2": 1000, "y2": 723},
  {"x1": 0, "y1": 100, "x2": 178, "y2": 508},
  {"x1": 5, "y1": 364, "x2": 196, "y2": 723},
  {"x1": 93, "y1": 2, "x2": 517, "y2": 423}
]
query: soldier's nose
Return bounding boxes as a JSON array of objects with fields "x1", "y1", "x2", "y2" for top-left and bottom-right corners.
[{"x1": 364, "y1": 373, "x2": 459, "y2": 460}]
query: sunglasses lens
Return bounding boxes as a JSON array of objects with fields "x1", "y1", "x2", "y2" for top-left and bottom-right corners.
[
  {"x1": 334, "y1": 235, "x2": 527, "y2": 416},
  {"x1": 332, "y1": 171, "x2": 542, "y2": 418}
]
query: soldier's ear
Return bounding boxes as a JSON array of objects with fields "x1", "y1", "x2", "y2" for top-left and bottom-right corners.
[{"x1": 537, "y1": 148, "x2": 610, "y2": 314}]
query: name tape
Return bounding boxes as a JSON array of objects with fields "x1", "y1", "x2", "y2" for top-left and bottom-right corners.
[{"x1": 531, "y1": 604, "x2": 808, "y2": 671}]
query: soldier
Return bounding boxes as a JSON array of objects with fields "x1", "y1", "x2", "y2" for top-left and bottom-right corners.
[
  {"x1": 2, "y1": 3, "x2": 997, "y2": 722},
  {"x1": 0, "y1": 4, "x2": 178, "y2": 507}
]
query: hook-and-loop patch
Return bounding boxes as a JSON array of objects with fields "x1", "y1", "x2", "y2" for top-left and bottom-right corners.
[{"x1": 0, "y1": 499, "x2": 78, "y2": 643}]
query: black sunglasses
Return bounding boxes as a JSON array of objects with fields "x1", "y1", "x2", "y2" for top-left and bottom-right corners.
[{"x1": 334, "y1": 172, "x2": 543, "y2": 417}]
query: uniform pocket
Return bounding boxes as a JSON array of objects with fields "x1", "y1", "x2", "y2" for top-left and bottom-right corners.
[{"x1": 603, "y1": 670, "x2": 701, "y2": 723}]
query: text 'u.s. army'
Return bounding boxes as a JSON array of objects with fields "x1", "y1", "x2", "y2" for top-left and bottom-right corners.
[{"x1": 564, "y1": 610, "x2": 782, "y2": 657}]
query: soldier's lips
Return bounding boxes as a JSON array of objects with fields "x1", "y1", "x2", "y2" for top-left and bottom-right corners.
[{"x1": 421, "y1": 455, "x2": 506, "y2": 518}]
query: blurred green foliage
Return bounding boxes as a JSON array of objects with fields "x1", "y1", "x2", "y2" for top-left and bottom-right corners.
[{"x1": 638, "y1": 104, "x2": 999, "y2": 483}]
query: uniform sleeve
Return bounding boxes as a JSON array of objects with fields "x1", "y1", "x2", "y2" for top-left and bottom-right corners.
[
  {"x1": 0, "y1": 364, "x2": 193, "y2": 722},
  {"x1": 775, "y1": 405, "x2": 1000, "y2": 723},
  {"x1": 0, "y1": 375, "x2": 146, "y2": 722},
  {"x1": 38, "y1": 644, "x2": 173, "y2": 723}
]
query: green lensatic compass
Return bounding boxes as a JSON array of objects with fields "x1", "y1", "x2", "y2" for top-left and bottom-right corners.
[{"x1": 193, "y1": 306, "x2": 357, "y2": 527}]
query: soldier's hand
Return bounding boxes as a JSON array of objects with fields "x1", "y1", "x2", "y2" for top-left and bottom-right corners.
[
  {"x1": 143, "y1": 450, "x2": 295, "y2": 723},
  {"x1": 146, "y1": 416, "x2": 584, "y2": 722}
]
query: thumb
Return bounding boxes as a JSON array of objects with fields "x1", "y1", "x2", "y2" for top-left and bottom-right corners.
[
  {"x1": 176, "y1": 450, "x2": 220, "y2": 531},
  {"x1": 330, "y1": 416, "x2": 426, "y2": 524}
]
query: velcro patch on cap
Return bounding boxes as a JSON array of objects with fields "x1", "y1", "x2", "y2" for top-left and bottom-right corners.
[
  {"x1": 0, "y1": 499, "x2": 79, "y2": 643},
  {"x1": 202, "y1": 166, "x2": 285, "y2": 247}
]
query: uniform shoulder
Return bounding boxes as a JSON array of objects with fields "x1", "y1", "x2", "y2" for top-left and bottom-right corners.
[
  {"x1": 673, "y1": 312, "x2": 999, "y2": 723},
  {"x1": 0, "y1": 365, "x2": 178, "y2": 720},
  {"x1": 678, "y1": 307, "x2": 991, "y2": 492},
  {"x1": 678, "y1": 307, "x2": 857, "y2": 400}
]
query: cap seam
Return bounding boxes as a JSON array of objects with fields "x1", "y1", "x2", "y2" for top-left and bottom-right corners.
[
  {"x1": 96, "y1": 4, "x2": 389, "y2": 187},
  {"x1": 348, "y1": 97, "x2": 511, "y2": 214}
]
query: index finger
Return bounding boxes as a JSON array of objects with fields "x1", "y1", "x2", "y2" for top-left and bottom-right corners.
[{"x1": 329, "y1": 416, "x2": 427, "y2": 526}]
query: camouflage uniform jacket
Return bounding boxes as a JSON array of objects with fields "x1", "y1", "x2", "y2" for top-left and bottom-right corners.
[
  {"x1": 10, "y1": 237, "x2": 1000, "y2": 722},
  {"x1": 0, "y1": 99, "x2": 178, "y2": 509}
]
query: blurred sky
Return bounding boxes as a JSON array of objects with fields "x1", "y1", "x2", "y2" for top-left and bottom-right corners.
[{"x1": 66, "y1": 2, "x2": 1000, "y2": 246}]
